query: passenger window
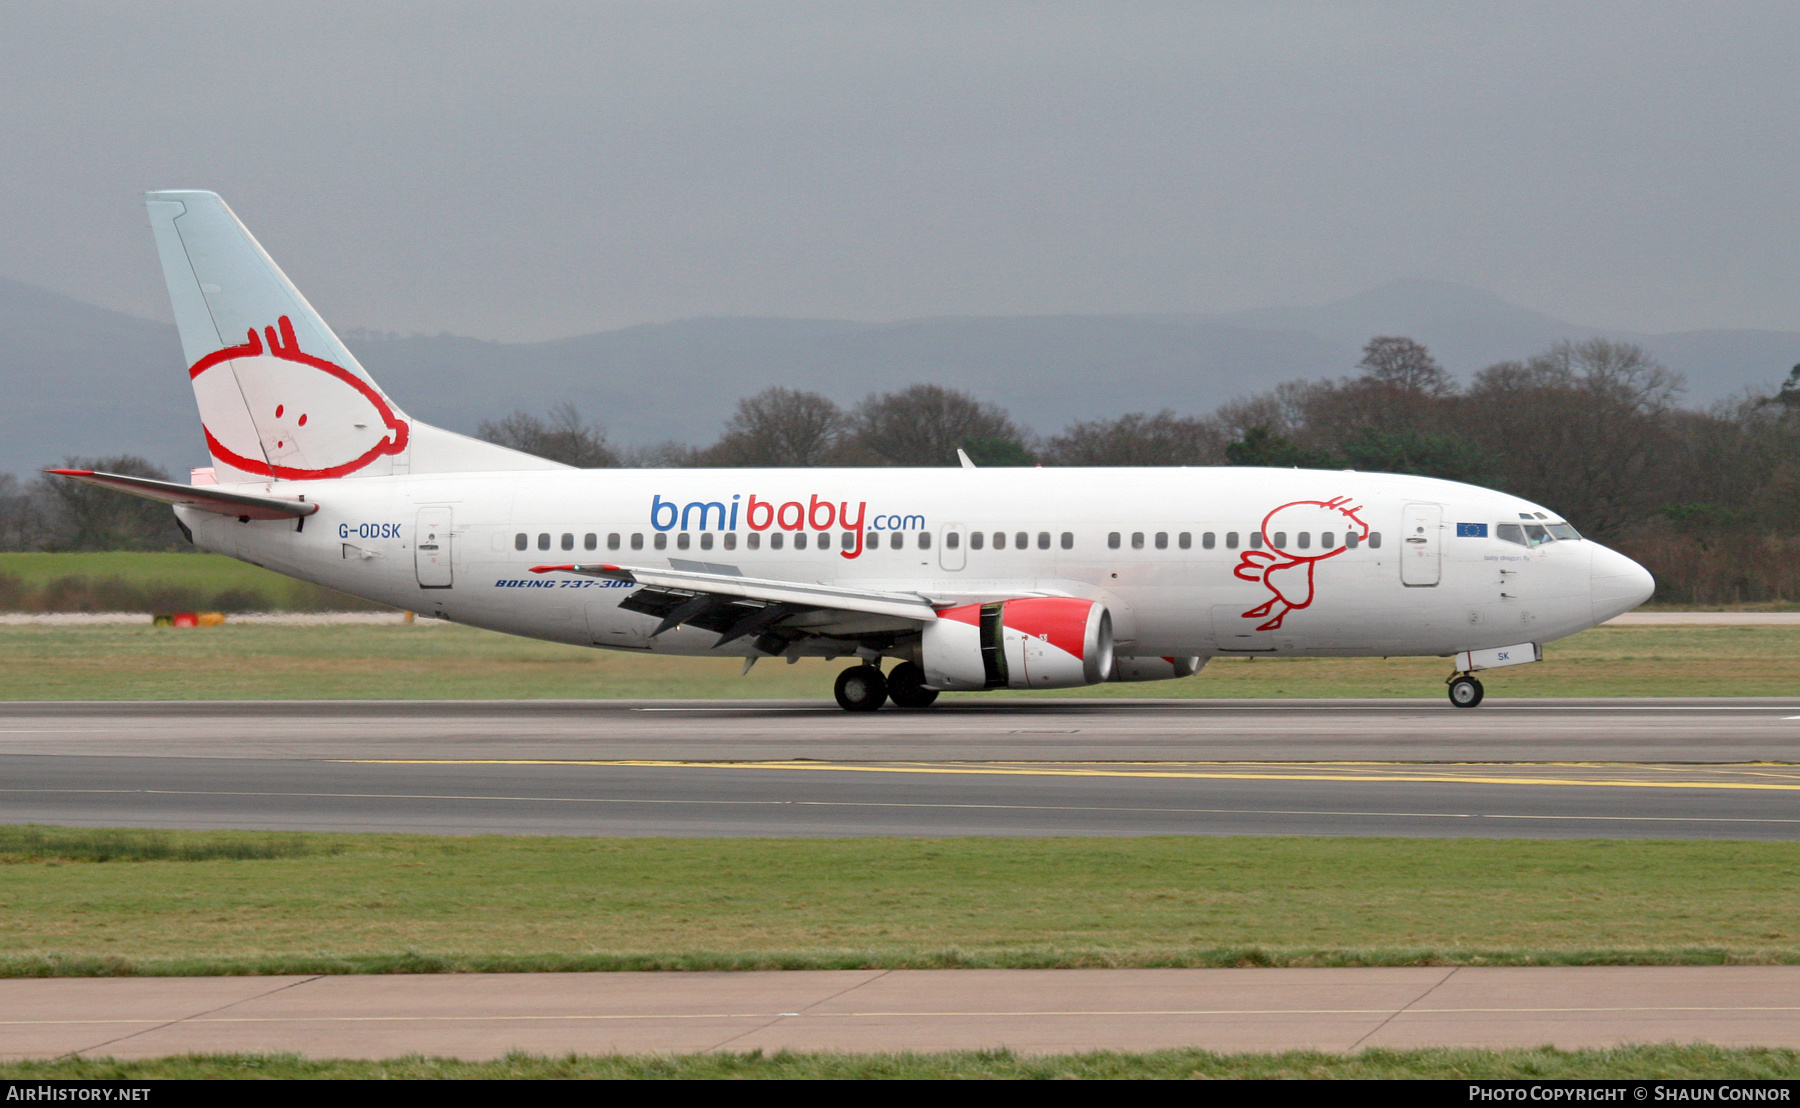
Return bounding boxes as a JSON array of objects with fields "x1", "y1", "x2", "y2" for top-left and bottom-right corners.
[
  {"x1": 1368, "y1": 532, "x2": 1382, "y2": 549},
  {"x1": 514, "y1": 533, "x2": 527, "y2": 551},
  {"x1": 971, "y1": 531, "x2": 986, "y2": 550},
  {"x1": 561, "y1": 533, "x2": 574, "y2": 551},
  {"x1": 748, "y1": 532, "x2": 761, "y2": 550},
  {"x1": 1321, "y1": 532, "x2": 1333, "y2": 549},
  {"x1": 1131, "y1": 532, "x2": 1145, "y2": 549},
  {"x1": 795, "y1": 533, "x2": 809, "y2": 550},
  {"x1": 653, "y1": 533, "x2": 667, "y2": 550},
  {"x1": 584, "y1": 533, "x2": 597, "y2": 551},
  {"x1": 945, "y1": 531, "x2": 958, "y2": 549},
  {"x1": 724, "y1": 533, "x2": 737, "y2": 550},
  {"x1": 1108, "y1": 532, "x2": 1121, "y2": 549},
  {"x1": 994, "y1": 532, "x2": 1006, "y2": 550},
  {"x1": 1345, "y1": 533, "x2": 1359, "y2": 550},
  {"x1": 1249, "y1": 532, "x2": 1263, "y2": 549},
  {"x1": 892, "y1": 532, "x2": 904, "y2": 550},
  {"x1": 537, "y1": 533, "x2": 550, "y2": 551},
  {"x1": 699, "y1": 533, "x2": 714, "y2": 550},
  {"x1": 631, "y1": 533, "x2": 644, "y2": 551},
  {"x1": 676, "y1": 533, "x2": 691, "y2": 550},
  {"x1": 607, "y1": 533, "x2": 620, "y2": 551},
  {"x1": 1496, "y1": 523, "x2": 1527, "y2": 546},
  {"x1": 1037, "y1": 532, "x2": 1050, "y2": 550},
  {"x1": 1202, "y1": 532, "x2": 1215, "y2": 550},
  {"x1": 818, "y1": 532, "x2": 831, "y2": 550},
  {"x1": 1154, "y1": 532, "x2": 1168, "y2": 549},
  {"x1": 1060, "y1": 532, "x2": 1073, "y2": 550},
  {"x1": 918, "y1": 532, "x2": 931, "y2": 549},
  {"x1": 1273, "y1": 532, "x2": 1287, "y2": 548},
  {"x1": 771, "y1": 532, "x2": 784, "y2": 550},
  {"x1": 1178, "y1": 532, "x2": 1191, "y2": 550},
  {"x1": 1296, "y1": 532, "x2": 1310, "y2": 550},
  {"x1": 1015, "y1": 532, "x2": 1028, "y2": 550},
  {"x1": 842, "y1": 531, "x2": 855, "y2": 548},
  {"x1": 1225, "y1": 532, "x2": 1238, "y2": 549}
]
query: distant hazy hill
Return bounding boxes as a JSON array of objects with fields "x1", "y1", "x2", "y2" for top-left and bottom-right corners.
[{"x1": 3, "y1": 275, "x2": 1796, "y2": 477}]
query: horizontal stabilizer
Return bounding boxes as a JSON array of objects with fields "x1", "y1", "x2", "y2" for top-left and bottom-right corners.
[
  {"x1": 532, "y1": 563, "x2": 939, "y2": 623},
  {"x1": 46, "y1": 469, "x2": 319, "y2": 521}
]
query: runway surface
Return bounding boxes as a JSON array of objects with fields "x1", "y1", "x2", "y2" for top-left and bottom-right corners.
[
  {"x1": 5, "y1": 967, "x2": 1799, "y2": 1059},
  {"x1": 3, "y1": 699, "x2": 1799, "y2": 838}
]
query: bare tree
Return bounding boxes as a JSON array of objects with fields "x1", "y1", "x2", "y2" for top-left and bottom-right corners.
[
  {"x1": 476, "y1": 402, "x2": 618, "y2": 467},
  {"x1": 1043, "y1": 411, "x2": 1226, "y2": 466},
  {"x1": 700, "y1": 387, "x2": 847, "y2": 466},
  {"x1": 0, "y1": 473, "x2": 44, "y2": 551},
  {"x1": 848, "y1": 384, "x2": 1030, "y2": 466},
  {"x1": 1461, "y1": 339, "x2": 1683, "y2": 537},
  {"x1": 1357, "y1": 335, "x2": 1454, "y2": 397}
]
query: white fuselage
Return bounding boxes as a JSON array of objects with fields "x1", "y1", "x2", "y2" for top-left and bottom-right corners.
[{"x1": 177, "y1": 465, "x2": 1654, "y2": 665}]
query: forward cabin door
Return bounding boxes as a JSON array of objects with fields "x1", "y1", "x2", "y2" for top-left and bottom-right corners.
[
  {"x1": 415, "y1": 507, "x2": 454, "y2": 588},
  {"x1": 1400, "y1": 502, "x2": 1442, "y2": 587}
]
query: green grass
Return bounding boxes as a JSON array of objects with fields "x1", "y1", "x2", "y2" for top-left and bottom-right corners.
[
  {"x1": 5, "y1": 1045, "x2": 1798, "y2": 1079},
  {"x1": 2, "y1": 831, "x2": 1796, "y2": 976},
  {"x1": 0, "y1": 825, "x2": 328, "y2": 863},
  {"x1": 1, "y1": 621, "x2": 1799, "y2": 700},
  {"x1": 0, "y1": 551, "x2": 383, "y2": 612}
]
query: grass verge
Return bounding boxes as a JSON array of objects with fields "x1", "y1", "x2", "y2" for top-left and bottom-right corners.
[
  {"x1": 3, "y1": 1045, "x2": 1798, "y2": 1079},
  {"x1": 2, "y1": 831, "x2": 1796, "y2": 974},
  {"x1": 3, "y1": 622, "x2": 1800, "y2": 699},
  {"x1": 0, "y1": 551, "x2": 382, "y2": 613}
]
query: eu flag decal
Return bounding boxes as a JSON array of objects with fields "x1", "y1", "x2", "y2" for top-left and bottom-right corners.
[{"x1": 1456, "y1": 522, "x2": 1488, "y2": 538}]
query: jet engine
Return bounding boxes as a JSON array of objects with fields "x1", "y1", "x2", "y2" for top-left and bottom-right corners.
[{"x1": 922, "y1": 597, "x2": 1113, "y2": 690}]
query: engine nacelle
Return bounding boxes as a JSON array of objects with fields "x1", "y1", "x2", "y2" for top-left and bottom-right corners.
[
  {"x1": 922, "y1": 597, "x2": 1113, "y2": 690},
  {"x1": 1110, "y1": 656, "x2": 1206, "y2": 682}
]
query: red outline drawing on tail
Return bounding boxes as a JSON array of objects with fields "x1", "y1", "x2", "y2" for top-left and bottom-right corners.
[
  {"x1": 1233, "y1": 496, "x2": 1370, "y2": 630},
  {"x1": 188, "y1": 316, "x2": 409, "y2": 480}
]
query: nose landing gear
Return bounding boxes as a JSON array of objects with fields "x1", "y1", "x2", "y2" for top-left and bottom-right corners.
[{"x1": 1447, "y1": 672, "x2": 1485, "y2": 708}]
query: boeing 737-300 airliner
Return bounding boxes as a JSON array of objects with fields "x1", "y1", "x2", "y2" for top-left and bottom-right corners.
[{"x1": 53, "y1": 191, "x2": 1656, "y2": 710}]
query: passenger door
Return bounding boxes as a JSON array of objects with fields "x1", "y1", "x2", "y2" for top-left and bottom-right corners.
[
  {"x1": 1400, "y1": 502, "x2": 1442, "y2": 587},
  {"x1": 415, "y1": 507, "x2": 454, "y2": 588},
  {"x1": 939, "y1": 523, "x2": 966, "y2": 571}
]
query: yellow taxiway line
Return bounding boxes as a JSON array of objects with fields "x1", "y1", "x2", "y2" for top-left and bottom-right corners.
[{"x1": 331, "y1": 759, "x2": 1800, "y2": 792}]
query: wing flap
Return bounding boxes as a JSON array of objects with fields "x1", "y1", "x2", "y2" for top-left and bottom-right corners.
[
  {"x1": 532, "y1": 562, "x2": 939, "y2": 623},
  {"x1": 45, "y1": 469, "x2": 319, "y2": 520}
]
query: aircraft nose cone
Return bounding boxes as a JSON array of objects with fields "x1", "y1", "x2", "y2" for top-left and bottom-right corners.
[{"x1": 1590, "y1": 543, "x2": 1655, "y2": 624}]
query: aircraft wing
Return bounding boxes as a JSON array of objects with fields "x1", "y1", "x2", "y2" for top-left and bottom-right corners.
[
  {"x1": 532, "y1": 561, "x2": 938, "y2": 648},
  {"x1": 45, "y1": 469, "x2": 319, "y2": 520},
  {"x1": 533, "y1": 562, "x2": 938, "y2": 622}
]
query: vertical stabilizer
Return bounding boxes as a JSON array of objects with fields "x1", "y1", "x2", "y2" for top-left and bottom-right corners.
[{"x1": 145, "y1": 190, "x2": 565, "y2": 481}]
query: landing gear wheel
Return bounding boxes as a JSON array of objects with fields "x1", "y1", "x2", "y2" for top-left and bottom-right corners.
[
  {"x1": 834, "y1": 665, "x2": 889, "y2": 712},
  {"x1": 886, "y1": 661, "x2": 939, "y2": 709},
  {"x1": 1448, "y1": 675, "x2": 1484, "y2": 708}
]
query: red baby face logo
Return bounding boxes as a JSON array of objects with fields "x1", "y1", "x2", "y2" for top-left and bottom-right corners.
[
  {"x1": 188, "y1": 316, "x2": 409, "y2": 480},
  {"x1": 1232, "y1": 496, "x2": 1369, "y2": 631}
]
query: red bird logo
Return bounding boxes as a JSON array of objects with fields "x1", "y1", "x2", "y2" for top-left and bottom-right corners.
[{"x1": 1233, "y1": 496, "x2": 1370, "y2": 630}]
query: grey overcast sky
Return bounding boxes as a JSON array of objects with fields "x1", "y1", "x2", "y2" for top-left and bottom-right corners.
[{"x1": 3, "y1": 1, "x2": 1799, "y2": 341}]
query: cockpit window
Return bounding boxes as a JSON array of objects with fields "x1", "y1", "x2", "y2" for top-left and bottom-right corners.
[
  {"x1": 1496, "y1": 523, "x2": 1527, "y2": 546},
  {"x1": 1547, "y1": 523, "x2": 1581, "y2": 541},
  {"x1": 1523, "y1": 524, "x2": 1552, "y2": 546}
]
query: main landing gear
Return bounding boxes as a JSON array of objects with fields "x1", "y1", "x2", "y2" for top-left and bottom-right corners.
[
  {"x1": 833, "y1": 661, "x2": 940, "y2": 712},
  {"x1": 1447, "y1": 672, "x2": 1485, "y2": 708}
]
